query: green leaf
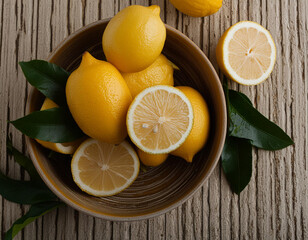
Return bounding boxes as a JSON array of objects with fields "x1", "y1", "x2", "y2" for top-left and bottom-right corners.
[
  {"x1": 19, "y1": 60, "x2": 69, "y2": 106},
  {"x1": 6, "y1": 138, "x2": 42, "y2": 183},
  {"x1": 0, "y1": 171, "x2": 56, "y2": 204},
  {"x1": 228, "y1": 90, "x2": 294, "y2": 150},
  {"x1": 223, "y1": 81, "x2": 253, "y2": 135},
  {"x1": 221, "y1": 136, "x2": 252, "y2": 194},
  {"x1": 4, "y1": 201, "x2": 63, "y2": 240},
  {"x1": 236, "y1": 91, "x2": 253, "y2": 106},
  {"x1": 10, "y1": 108, "x2": 84, "y2": 143}
]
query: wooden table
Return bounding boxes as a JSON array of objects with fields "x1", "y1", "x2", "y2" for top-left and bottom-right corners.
[{"x1": 0, "y1": 0, "x2": 307, "y2": 239}]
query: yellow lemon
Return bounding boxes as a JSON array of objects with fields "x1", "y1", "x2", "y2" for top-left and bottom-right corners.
[
  {"x1": 127, "y1": 85, "x2": 193, "y2": 154},
  {"x1": 71, "y1": 138, "x2": 140, "y2": 196},
  {"x1": 103, "y1": 5, "x2": 166, "y2": 73},
  {"x1": 169, "y1": 0, "x2": 223, "y2": 18},
  {"x1": 36, "y1": 98, "x2": 83, "y2": 154},
  {"x1": 66, "y1": 52, "x2": 132, "y2": 144},
  {"x1": 171, "y1": 86, "x2": 210, "y2": 162},
  {"x1": 122, "y1": 54, "x2": 174, "y2": 98},
  {"x1": 216, "y1": 21, "x2": 276, "y2": 85},
  {"x1": 137, "y1": 148, "x2": 168, "y2": 167}
]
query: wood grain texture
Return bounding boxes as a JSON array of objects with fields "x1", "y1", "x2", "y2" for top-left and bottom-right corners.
[{"x1": 0, "y1": 0, "x2": 307, "y2": 239}]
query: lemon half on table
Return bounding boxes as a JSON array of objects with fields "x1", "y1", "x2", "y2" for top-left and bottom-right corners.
[{"x1": 216, "y1": 21, "x2": 276, "y2": 85}]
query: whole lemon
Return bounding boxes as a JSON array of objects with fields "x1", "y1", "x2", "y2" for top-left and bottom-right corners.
[
  {"x1": 137, "y1": 148, "x2": 168, "y2": 167},
  {"x1": 103, "y1": 5, "x2": 166, "y2": 73},
  {"x1": 171, "y1": 86, "x2": 210, "y2": 162},
  {"x1": 122, "y1": 54, "x2": 174, "y2": 98},
  {"x1": 66, "y1": 52, "x2": 132, "y2": 144},
  {"x1": 169, "y1": 0, "x2": 223, "y2": 18}
]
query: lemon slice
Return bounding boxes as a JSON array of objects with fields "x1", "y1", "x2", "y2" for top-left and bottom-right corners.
[
  {"x1": 127, "y1": 85, "x2": 194, "y2": 154},
  {"x1": 36, "y1": 98, "x2": 82, "y2": 154},
  {"x1": 216, "y1": 21, "x2": 276, "y2": 85},
  {"x1": 71, "y1": 139, "x2": 140, "y2": 197}
]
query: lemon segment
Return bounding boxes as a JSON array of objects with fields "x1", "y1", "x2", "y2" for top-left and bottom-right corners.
[
  {"x1": 216, "y1": 21, "x2": 276, "y2": 85},
  {"x1": 127, "y1": 85, "x2": 193, "y2": 154},
  {"x1": 122, "y1": 54, "x2": 174, "y2": 99},
  {"x1": 171, "y1": 87, "x2": 210, "y2": 162},
  {"x1": 71, "y1": 139, "x2": 140, "y2": 197},
  {"x1": 35, "y1": 98, "x2": 82, "y2": 155},
  {"x1": 102, "y1": 5, "x2": 166, "y2": 73}
]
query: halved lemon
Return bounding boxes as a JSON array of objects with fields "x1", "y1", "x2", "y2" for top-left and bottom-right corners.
[
  {"x1": 216, "y1": 21, "x2": 276, "y2": 85},
  {"x1": 127, "y1": 85, "x2": 194, "y2": 154},
  {"x1": 36, "y1": 98, "x2": 82, "y2": 154},
  {"x1": 71, "y1": 139, "x2": 139, "y2": 197}
]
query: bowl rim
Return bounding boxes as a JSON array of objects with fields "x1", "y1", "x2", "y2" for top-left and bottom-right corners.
[{"x1": 26, "y1": 19, "x2": 227, "y2": 221}]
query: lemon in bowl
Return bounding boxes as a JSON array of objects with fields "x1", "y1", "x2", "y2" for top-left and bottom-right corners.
[
  {"x1": 26, "y1": 19, "x2": 226, "y2": 221},
  {"x1": 103, "y1": 5, "x2": 166, "y2": 73},
  {"x1": 216, "y1": 21, "x2": 276, "y2": 85},
  {"x1": 171, "y1": 86, "x2": 210, "y2": 163},
  {"x1": 66, "y1": 52, "x2": 132, "y2": 144},
  {"x1": 122, "y1": 54, "x2": 175, "y2": 98}
]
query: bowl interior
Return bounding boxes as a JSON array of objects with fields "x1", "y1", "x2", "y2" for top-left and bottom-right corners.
[{"x1": 27, "y1": 20, "x2": 226, "y2": 221}]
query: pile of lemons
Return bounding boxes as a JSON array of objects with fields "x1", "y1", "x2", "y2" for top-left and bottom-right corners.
[{"x1": 37, "y1": 5, "x2": 210, "y2": 197}]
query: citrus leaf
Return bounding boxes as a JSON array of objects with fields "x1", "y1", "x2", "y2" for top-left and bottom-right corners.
[
  {"x1": 6, "y1": 138, "x2": 42, "y2": 183},
  {"x1": 0, "y1": 171, "x2": 56, "y2": 204},
  {"x1": 228, "y1": 90, "x2": 294, "y2": 150},
  {"x1": 19, "y1": 60, "x2": 69, "y2": 106},
  {"x1": 236, "y1": 91, "x2": 253, "y2": 105},
  {"x1": 221, "y1": 136, "x2": 252, "y2": 194},
  {"x1": 4, "y1": 201, "x2": 63, "y2": 240},
  {"x1": 223, "y1": 81, "x2": 253, "y2": 135},
  {"x1": 10, "y1": 108, "x2": 84, "y2": 143}
]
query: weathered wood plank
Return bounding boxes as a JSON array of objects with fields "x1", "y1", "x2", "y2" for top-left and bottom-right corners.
[
  {"x1": 238, "y1": 1, "x2": 260, "y2": 239},
  {"x1": 68, "y1": 0, "x2": 83, "y2": 33},
  {"x1": 207, "y1": 6, "x2": 223, "y2": 240},
  {"x1": 275, "y1": 0, "x2": 298, "y2": 239},
  {"x1": 0, "y1": 0, "x2": 8, "y2": 237},
  {"x1": 299, "y1": 1, "x2": 308, "y2": 239},
  {"x1": 2, "y1": 1, "x2": 24, "y2": 239},
  {"x1": 148, "y1": 214, "x2": 165, "y2": 240},
  {"x1": 217, "y1": 1, "x2": 241, "y2": 240},
  {"x1": 287, "y1": 0, "x2": 307, "y2": 239},
  {"x1": 130, "y1": 220, "x2": 147, "y2": 239}
]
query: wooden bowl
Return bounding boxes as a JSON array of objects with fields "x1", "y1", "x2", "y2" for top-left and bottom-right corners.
[{"x1": 26, "y1": 19, "x2": 227, "y2": 221}]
